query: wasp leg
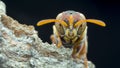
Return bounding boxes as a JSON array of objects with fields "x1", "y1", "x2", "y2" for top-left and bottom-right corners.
[
  {"x1": 83, "y1": 54, "x2": 88, "y2": 68},
  {"x1": 78, "y1": 39, "x2": 88, "y2": 68},
  {"x1": 71, "y1": 44, "x2": 80, "y2": 58},
  {"x1": 72, "y1": 39, "x2": 88, "y2": 68},
  {"x1": 50, "y1": 34, "x2": 62, "y2": 48},
  {"x1": 50, "y1": 25, "x2": 62, "y2": 48},
  {"x1": 50, "y1": 35, "x2": 56, "y2": 44}
]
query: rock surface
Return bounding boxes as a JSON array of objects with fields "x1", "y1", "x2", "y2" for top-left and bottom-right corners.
[{"x1": 0, "y1": 1, "x2": 95, "y2": 68}]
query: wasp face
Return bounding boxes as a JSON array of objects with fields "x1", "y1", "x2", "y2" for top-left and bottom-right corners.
[{"x1": 55, "y1": 10, "x2": 87, "y2": 38}]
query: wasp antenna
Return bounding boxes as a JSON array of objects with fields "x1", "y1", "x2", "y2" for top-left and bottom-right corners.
[
  {"x1": 74, "y1": 20, "x2": 86, "y2": 27},
  {"x1": 37, "y1": 19, "x2": 68, "y2": 26},
  {"x1": 37, "y1": 19, "x2": 56, "y2": 26},
  {"x1": 86, "y1": 19, "x2": 106, "y2": 27},
  {"x1": 55, "y1": 20, "x2": 68, "y2": 26}
]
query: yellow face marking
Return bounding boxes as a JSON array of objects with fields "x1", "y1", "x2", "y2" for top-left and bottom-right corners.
[
  {"x1": 74, "y1": 19, "x2": 106, "y2": 27},
  {"x1": 68, "y1": 15, "x2": 74, "y2": 26},
  {"x1": 37, "y1": 19, "x2": 68, "y2": 27}
]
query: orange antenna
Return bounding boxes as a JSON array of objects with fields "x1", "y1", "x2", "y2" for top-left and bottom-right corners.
[
  {"x1": 37, "y1": 19, "x2": 68, "y2": 27},
  {"x1": 74, "y1": 19, "x2": 106, "y2": 27},
  {"x1": 74, "y1": 20, "x2": 86, "y2": 27}
]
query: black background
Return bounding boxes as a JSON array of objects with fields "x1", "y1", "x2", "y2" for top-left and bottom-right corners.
[{"x1": 3, "y1": 0, "x2": 120, "y2": 68}]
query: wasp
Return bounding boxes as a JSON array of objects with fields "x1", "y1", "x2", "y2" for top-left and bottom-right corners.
[{"x1": 37, "y1": 10, "x2": 106, "y2": 68}]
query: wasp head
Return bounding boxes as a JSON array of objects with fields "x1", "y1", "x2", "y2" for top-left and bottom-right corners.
[{"x1": 55, "y1": 10, "x2": 87, "y2": 38}]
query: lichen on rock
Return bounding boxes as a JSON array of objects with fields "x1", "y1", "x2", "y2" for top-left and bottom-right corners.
[{"x1": 0, "y1": 1, "x2": 95, "y2": 68}]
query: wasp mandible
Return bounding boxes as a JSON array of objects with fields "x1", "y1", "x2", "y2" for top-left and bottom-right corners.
[{"x1": 37, "y1": 10, "x2": 106, "y2": 68}]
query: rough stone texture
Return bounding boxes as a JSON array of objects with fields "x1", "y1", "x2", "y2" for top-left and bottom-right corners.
[{"x1": 0, "y1": 1, "x2": 95, "y2": 68}]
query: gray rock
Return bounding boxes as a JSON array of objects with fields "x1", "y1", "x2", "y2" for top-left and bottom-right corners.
[
  {"x1": 0, "y1": 1, "x2": 95, "y2": 68},
  {"x1": 0, "y1": 1, "x2": 6, "y2": 15}
]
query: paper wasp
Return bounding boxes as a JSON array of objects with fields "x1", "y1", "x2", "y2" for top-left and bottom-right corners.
[{"x1": 37, "y1": 10, "x2": 106, "y2": 68}]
